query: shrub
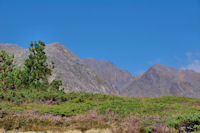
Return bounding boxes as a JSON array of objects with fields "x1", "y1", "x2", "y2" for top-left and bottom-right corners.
[{"x1": 167, "y1": 113, "x2": 200, "y2": 132}]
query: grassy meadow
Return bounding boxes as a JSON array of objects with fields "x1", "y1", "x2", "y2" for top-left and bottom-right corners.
[{"x1": 0, "y1": 90, "x2": 200, "y2": 133}]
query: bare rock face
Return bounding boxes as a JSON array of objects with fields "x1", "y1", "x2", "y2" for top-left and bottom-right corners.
[
  {"x1": 84, "y1": 58, "x2": 135, "y2": 90},
  {"x1": 124, "y1": 64, "x2": 200, "y2": 98},
  {"x1": 0, "y1": 43, "x2": 26, "y2": 61},
  {"x1": 45, "y1": 43, "x2": 118, "y2": 95},
  {"x1": 0, "y1": 43, "x2": 28, "y2": 68},
  {"x1": 0, "y1": 43, "x2": 25, "y2": 55},
  {"x1": 0, "y1": 43, "x2": 119, "y2": 95}
]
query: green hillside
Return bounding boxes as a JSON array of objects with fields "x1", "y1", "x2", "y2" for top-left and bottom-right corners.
[{"x1": 0, "y1": 90, "x2": 200, "y2": 133}]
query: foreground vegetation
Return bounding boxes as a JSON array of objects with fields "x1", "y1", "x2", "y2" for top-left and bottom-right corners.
[
  {"x1": 0, "y1": 41, "x2": 199, "y2": 132},
  {"x1": 0, "y1": 90, "x2": 200, "y2": 133}
]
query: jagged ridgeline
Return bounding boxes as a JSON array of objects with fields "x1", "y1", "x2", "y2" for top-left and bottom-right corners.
[
  {"x1": 1, "y1": 42, "x2": 200, "y2": 98},
  {"x1": 0, "y1": 41, "x2": 62, "y2": 91},
  {"x1": 0, "y1": 42, "x2": 119, "y2": 95}
]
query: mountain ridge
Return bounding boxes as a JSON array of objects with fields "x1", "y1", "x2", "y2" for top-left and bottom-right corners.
[
  {"x1": 0, "y1": 42, "x2": 119, "y2": 95},
  {"x1": 1, "y1": 42, "x2": 200, "y2": 98},
  {"x1": 124, "y1": 64, "x2": 200, "y2": 98}
]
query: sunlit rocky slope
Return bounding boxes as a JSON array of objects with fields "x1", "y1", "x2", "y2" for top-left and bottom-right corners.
[{"x1": 1, "y1": 43, "x2": 200, "y2": 98}]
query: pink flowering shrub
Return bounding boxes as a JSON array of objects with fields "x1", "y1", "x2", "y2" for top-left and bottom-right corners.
[{"x1": 0, "y1": 109, "x2": 170, "y2": 132}]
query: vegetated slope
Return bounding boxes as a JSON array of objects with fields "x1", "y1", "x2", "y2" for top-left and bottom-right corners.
[
  {"x1": 1, "y1": 91, "x2": 200, "y2": 132},
  {"x1": 0, "y1": 43, "x2": 119, "y2": 95},
  {"x1": 84, "y1": 58, "x2": 135, "y2": 90},
  {"x1": 124, "y1": 64, "x2": 200, "y2": 98}
]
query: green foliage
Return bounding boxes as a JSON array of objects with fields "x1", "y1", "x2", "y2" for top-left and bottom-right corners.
[
  {"x1": 24, "y1": 41, "x2": 54, "y2": 89},
  {"x1": 0, "y1": 40, "x2": 62, "y2": 92},
  {"x1": 145, "y1": 127, "x2": 153, "y2": 133},
  {"x1": 139, "y1": 120, "x2": 154, "y2": 133},
  {"x1": 0, "y1": 50, "x2": 16, "y2": 91},
  {"x1": 167, "y1": 113, "x2": 200, "y2": 132},
  {"x1": 0, "y1": 91, "x2": 198, "y2": 119},
  {"x1": 49, "y1": 79, "x2": 62, "y2": 91},
  {"x1": 0, "y1": 92, "x2": 200, "y2": 132},
  {"x1": 0, "y1": 89, "x2": 68, "y2": 105},
  {"x1": 13, "y1": 67, "x2": 29, "y2": 89}
]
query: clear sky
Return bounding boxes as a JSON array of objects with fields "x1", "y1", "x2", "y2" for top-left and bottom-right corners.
[{"x1": 0, "y1": 0, "x2": 200, "y2": 75}]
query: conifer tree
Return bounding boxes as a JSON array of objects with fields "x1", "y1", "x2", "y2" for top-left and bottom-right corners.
[
  {"x1": 0, "y1": 51, "x2": 15, "y2": 91},
  {"x1": 24, "y1": 41, "x2": 54, "y2": 89},
  {"x1": 0, "y1": 41, "x2": 62, "y2": 91}
]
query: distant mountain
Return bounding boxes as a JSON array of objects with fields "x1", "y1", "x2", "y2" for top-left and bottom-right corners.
[
  {"x1": 45, "y1": 43, "x2": 118, "y2": 95},
  {"x1": 84, "y1": 58, "x2": 135, "y2": 90},
  {"x1": 0, "y1": 43, "x2": 26, "y2": 57},
  {"x1": 0, "y1": 43, "x2": 119, "y2": 95},
  {"x1": 124, "y1": 64, "x2": 200, "y2": 98},
  {"x1": 1, "y1": 43, "x2": 200, "y2": 98}
]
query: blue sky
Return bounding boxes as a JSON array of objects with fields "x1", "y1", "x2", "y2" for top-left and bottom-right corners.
[{"x1": 0, "y1": 0, "x2": 200, "y2": 75}]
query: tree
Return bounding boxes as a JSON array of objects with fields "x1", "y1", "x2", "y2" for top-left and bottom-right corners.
[
  {"x1": 24, "y1": 40, "x2": 54, "y2": 89},
  {"x1": 23, "y1": 40, "x2": 62, "y2": 90},
  {"x1": 0, "y1": 51, "x2": 15, "y2": 91},
  {"x1": 0, "y1": 51, "x2": 28, "y2": 91},
  {"x1": 0, "y1": 41, "x2": 62, "y2": 91}
]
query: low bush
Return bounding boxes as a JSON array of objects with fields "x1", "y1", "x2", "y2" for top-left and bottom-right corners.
[
  {"x1": 167, "y1": 113, "x2": 200, "y2": 132},
  {"x1": 0, "y1": 89, "x2": 67, "y2": 104}
]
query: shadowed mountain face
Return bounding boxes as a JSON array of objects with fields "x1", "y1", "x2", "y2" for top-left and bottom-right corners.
[
  {"x1": 0, "y1": 43, "x2": 119, "y2": 95},
  {"x1": 124, "y1": 64, "x2": 200, "y2": 98},
  {"x1": 84, "y1": 58, "x2": 135, "y2": 90}
]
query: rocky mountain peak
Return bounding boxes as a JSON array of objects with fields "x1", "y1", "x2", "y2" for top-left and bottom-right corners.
[
  {"x1": 149, "y1": 64, "x2": 175, "y2": 72},
  {"x1": 84, "y1": 58, "x2": 134, "y2": 90},
  {"x1": 47, "y1": 42, "x2": 65, "y2": 48},
  {"x1": 124, "y1": 63, "x2": 200, "y2": 98}
]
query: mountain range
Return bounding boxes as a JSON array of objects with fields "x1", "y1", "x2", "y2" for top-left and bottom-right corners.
[{"x1": 1, "y1": 42, "x2": 200, "y2": 98}]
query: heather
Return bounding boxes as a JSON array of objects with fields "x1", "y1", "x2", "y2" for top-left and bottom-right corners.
[{"x1": 1, "y1": 91, "x2": 200, "y2": 132}]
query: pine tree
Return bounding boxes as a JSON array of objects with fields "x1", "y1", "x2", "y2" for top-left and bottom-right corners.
[
  {"x1": 0, "y1": 51, "x2": 15, "y2": 91},
  {"x1": 24, "y1": 41, "x2": 54, "y2": 90},
  {"x1": 13, "y1": 66, "x2": 29, "y2": 90},
  {"x1": 0, "y1": 41, "x2": 62, "y2": 91}
]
